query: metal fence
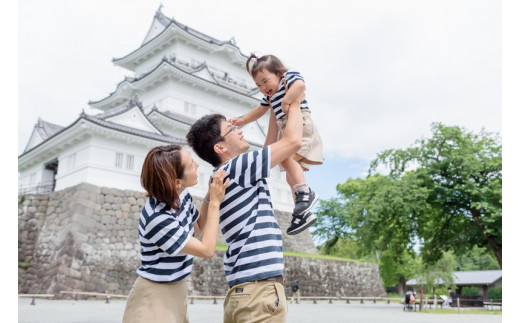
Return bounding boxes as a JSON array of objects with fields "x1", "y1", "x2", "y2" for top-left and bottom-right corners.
[{"x1": 18, "y1": 182, "x2": 54, "y2": 195}]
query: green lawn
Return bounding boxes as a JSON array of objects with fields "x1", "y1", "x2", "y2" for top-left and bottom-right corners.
[
  {"x1": 216, "y1": 243, "x2": 372, "y2": 263},
  {"x1": 420, "y1": 308, "x2": 501, "y2": 315}
]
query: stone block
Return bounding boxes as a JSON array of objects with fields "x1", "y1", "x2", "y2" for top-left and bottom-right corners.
[{"x1": 71, "y1": 213, "x2": 97, "y2": 230}]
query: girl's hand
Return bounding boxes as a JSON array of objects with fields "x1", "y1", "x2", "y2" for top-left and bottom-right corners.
[
  {"x1": 228, "y1": 118, "x2": 244, "y2": 126},
  {"x1": 209, "y1": 170, "x2": 229, "y2": 204}
]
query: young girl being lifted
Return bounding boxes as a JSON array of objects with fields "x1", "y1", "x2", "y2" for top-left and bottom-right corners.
[{"x1": 229, "y1": 54, "x2": 323, "y2": 235}]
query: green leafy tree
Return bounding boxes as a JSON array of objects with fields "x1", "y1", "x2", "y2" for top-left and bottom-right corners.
[
  {"x1": 414, "y1": 251, "x2": 455, "y2": 295},
  {"x1": 379, "y1": 249, "x2": 419, "y2": 293},
  {"x1": 369, "y1": 123, "x2": 502, "y2": 267},
  {"x1": 337, "y1": 172, "x2": 431, "y2": 294},
  {"x1": 316, "y1": 236, "x2": 373, "y2": 260},
  {"x1": 455, "y1": 245, "x2": 500, "y2": 271},
  {"x1": 312, "y1": 198, "x2": 352, "y2": 254}
]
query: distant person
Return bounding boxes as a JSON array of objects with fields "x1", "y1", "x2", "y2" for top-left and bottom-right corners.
[
  {"x1": 186, "y1": 100, "x2": 305, "y2": 322},
  {"x1": 404, "y1": 290, "x2": 415, "y2": 311},
  {"x1": 122, "y1": 144, "x2": 228, "y2": 323},
  {"x1": 290, "y1": 281, "x2": 300, "y2": 304},
  {"x1": 447, "y1": 287, "x2": 456, "y2": 307},
  {"x1": 228, "y1": 53, "x2": 323, "y2": 235}
]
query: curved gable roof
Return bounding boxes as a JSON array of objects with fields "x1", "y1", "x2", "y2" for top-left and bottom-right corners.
[
  {"x1": 89, "y1": 58, "x2": 259, "y2": 110},
  {"x1": 113, "y1": 7, "x2": 246, "y2": 68}
]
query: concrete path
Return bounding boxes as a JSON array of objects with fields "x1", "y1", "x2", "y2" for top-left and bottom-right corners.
[{"x1": 18, "y1": 298, "x2": 502, "y2": 323}]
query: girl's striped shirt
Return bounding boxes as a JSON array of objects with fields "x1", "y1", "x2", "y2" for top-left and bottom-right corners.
[{"x1": 260, "y1": 70, "x2": 309, "y2": 120}]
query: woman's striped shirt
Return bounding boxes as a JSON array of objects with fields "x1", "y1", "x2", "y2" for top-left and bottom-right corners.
[
  {"x1": 260, "y1": 70, "x2": 309, "y2": 120},
  {"x1": 136, "y1": 191, "x2": 200, "y2": 282},
  {"x1": 213, "y1": 146, "x2": 284, "y2": 287}
]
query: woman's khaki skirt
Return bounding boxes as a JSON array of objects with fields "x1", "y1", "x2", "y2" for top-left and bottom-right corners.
[
  {"x1": 276, "y1": 109, "x2": 323, "y2": 171},
  {"x1": 122, "y1": 276, "x2": 189, "y2": 323}
]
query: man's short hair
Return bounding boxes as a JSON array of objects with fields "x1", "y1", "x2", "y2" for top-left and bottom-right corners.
[{"x1": 186, "y1": 114, "x2": 227, "y2": 167}]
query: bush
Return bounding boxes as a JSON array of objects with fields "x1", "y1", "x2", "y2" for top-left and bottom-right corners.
[
  {"x1": 488, "y1": 287, "x2": 502, "y2": 300},
  {"x1": 461, "y1": 286, "x2": 479, "y2": 296}
]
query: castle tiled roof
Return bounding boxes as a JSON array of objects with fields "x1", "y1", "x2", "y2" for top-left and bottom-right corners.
[
  {"x1": 153, "y1": 9, "x2": 237, "y2": 48},
  {"x1": 89, "y1": 58, "x2": 259, "y2": 107}
]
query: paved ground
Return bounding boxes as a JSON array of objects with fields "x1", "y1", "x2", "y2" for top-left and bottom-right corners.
[{"x1": 18, "y1": 298, "x2": 503, "y2": 323}]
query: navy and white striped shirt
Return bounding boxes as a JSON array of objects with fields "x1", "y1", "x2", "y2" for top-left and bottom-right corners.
[
  {"x1": 260, "y1": 70, "x2": 309, "y2": 120},
  {"x1": 213, "y1": 146, "x2": 284, "y2": 287},
  {"x1": 136, "y1": 191, "x2": 200, "y2": 282}
]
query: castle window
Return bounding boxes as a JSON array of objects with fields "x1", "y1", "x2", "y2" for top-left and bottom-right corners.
[
  {"x1": 115, "y1": 152, "x2": 124, "y2": 168},
  {"x1": 126, "y1": 155, "x2": 134, "y2": 171}
]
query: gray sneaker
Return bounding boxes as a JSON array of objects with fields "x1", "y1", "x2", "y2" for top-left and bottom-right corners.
[
  {"x1": 286, "y1": 211, "x2": 317, "y2": 235},
  {"x1": 293, "y1": 188, "x2": 319, "y2": 215}
]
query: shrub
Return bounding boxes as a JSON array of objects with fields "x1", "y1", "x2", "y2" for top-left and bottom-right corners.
[
  {"x1": 488, "y1": 287, "x2": 502, "y2": 300},
  {"x1": 461, "y1": 286, "x2": 479, "y2": 296}
]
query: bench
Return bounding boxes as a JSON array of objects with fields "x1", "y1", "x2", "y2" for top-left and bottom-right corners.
[
  {"x1": 422, "y1": 299, "x2": 445, "y2": 309},
  {"x1": 18, "y1": 293, "x2": 55, "y2": 305},
  {"x1": 60, "y1": 291, "x2": 128, "y2": 303}
]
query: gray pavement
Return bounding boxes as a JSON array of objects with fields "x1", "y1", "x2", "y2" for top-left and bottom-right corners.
[{"x1": 18, "y1": 298, "x2": 503, "y2": 323}]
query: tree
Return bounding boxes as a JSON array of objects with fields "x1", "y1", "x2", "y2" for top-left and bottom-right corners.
[
  {"x1": 379, "y1": 249, "x2": 419, "y2": 294},
  {"x1": 337, "y1": 172, "x2": 431, "y2": 293},
  {"x1": 317, "y1": 237, "x2": 372, "y2": 260},
  {"x1": 455, "y1": 245, "x2": 500, "y2": 271},
  {"x1": 413, "y1": 252, "x2": 456, "y2": 296},
  {"x1": 370, "y1": 123, "x2": 502, "y2": 267},
  {"x1": 312, "y1": 198, "x2": 352, "y2": 255}
]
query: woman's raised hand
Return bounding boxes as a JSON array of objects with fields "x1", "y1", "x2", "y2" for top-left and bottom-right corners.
[{"x1": 209, "y1": 169, "x2": 229, "y2": 204}]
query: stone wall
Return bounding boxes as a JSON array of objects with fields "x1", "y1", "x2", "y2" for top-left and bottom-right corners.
[
  {"x1": 188, "y1": 253, "x2": 386, "y2": 297},
  {"x1": 18, "y1": 183, "x2": 385, "y2": 298}
]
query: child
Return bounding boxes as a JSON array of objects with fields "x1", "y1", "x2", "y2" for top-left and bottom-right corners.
[{"x1": 229, "y1": 53, "x2": 323, "y2": 235}]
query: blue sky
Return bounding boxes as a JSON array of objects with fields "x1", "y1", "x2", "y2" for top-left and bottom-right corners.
[{"x1": 306, "y1": 156, "x2": 370, "y2": 201}]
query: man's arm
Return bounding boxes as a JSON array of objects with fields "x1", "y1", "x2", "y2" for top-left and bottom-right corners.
[
  {"x1": 269, "y1": 100, "x2": 302, "y2": 168},
  {"x1": 281, "y1": 79, "x2": 306, "y2": 114}
]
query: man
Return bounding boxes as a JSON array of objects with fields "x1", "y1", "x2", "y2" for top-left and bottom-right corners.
[
  {"x1": 447, "y1": 287, "x2": 456, "y2": 307},
  {"x1": 290, "y1": 281, "x2": 300, "y2": 304},
  {"x1": 186, "y1": 101, "x2": 304, "y2": 322}
]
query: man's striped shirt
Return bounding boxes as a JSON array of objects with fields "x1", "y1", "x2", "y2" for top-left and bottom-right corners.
[
  {"x1": 136, "y1": 191, "x2": 200, "y2": 282},
  {"x1": 213, "y1": 146, "x2": 284, "y2": 287},
  {"x1": 260, "y1": 70, "x2": 309, "y2": 120}
]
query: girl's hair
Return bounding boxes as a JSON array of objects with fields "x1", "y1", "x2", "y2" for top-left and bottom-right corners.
[
  {"x1": 140, "y1": 144, "x2": 185, "y2": 211},
  {"x1": 246, "y1": 53, "x2": 288, "y2": 78}
]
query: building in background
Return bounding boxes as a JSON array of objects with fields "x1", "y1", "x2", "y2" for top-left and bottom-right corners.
[
  {"x1": 406, "y1": 270, "x2": 502, "y2": 300},
  {"x1": 18, "y1": 6, "x2": 294, "y2": 212}
]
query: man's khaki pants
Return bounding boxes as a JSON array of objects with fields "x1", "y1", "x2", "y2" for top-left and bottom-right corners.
[{"x1": 223, "y1": 280, "x2": 287, "y2": 323}]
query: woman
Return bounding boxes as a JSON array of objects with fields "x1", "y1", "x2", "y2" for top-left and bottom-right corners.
[{"x1": 123, "y1": 144, "x2": 228, "y2": 323}]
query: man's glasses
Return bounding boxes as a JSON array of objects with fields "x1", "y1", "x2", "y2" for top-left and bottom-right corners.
[{"x1": 222, "y1": 125, "x2": 238, "y2": 139}]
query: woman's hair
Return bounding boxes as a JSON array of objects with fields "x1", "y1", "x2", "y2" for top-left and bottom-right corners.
[
  {"x1": 140, "y1": 144, "x2": 185, "y2": 211},
  {"x1": 246, "y1": 53, "x2": 288, "y2": 78},
  {"x1": 186, "y1": 114, "x2": 227, "y2": 167}
]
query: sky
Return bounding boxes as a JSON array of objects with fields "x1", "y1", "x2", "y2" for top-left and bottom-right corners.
[
  {"x1": 6, "y1": 0, "x2": 519, "y2": 314},
  {"x1": 16, "y1": 0, "x2": 505, "y2": 202}
]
